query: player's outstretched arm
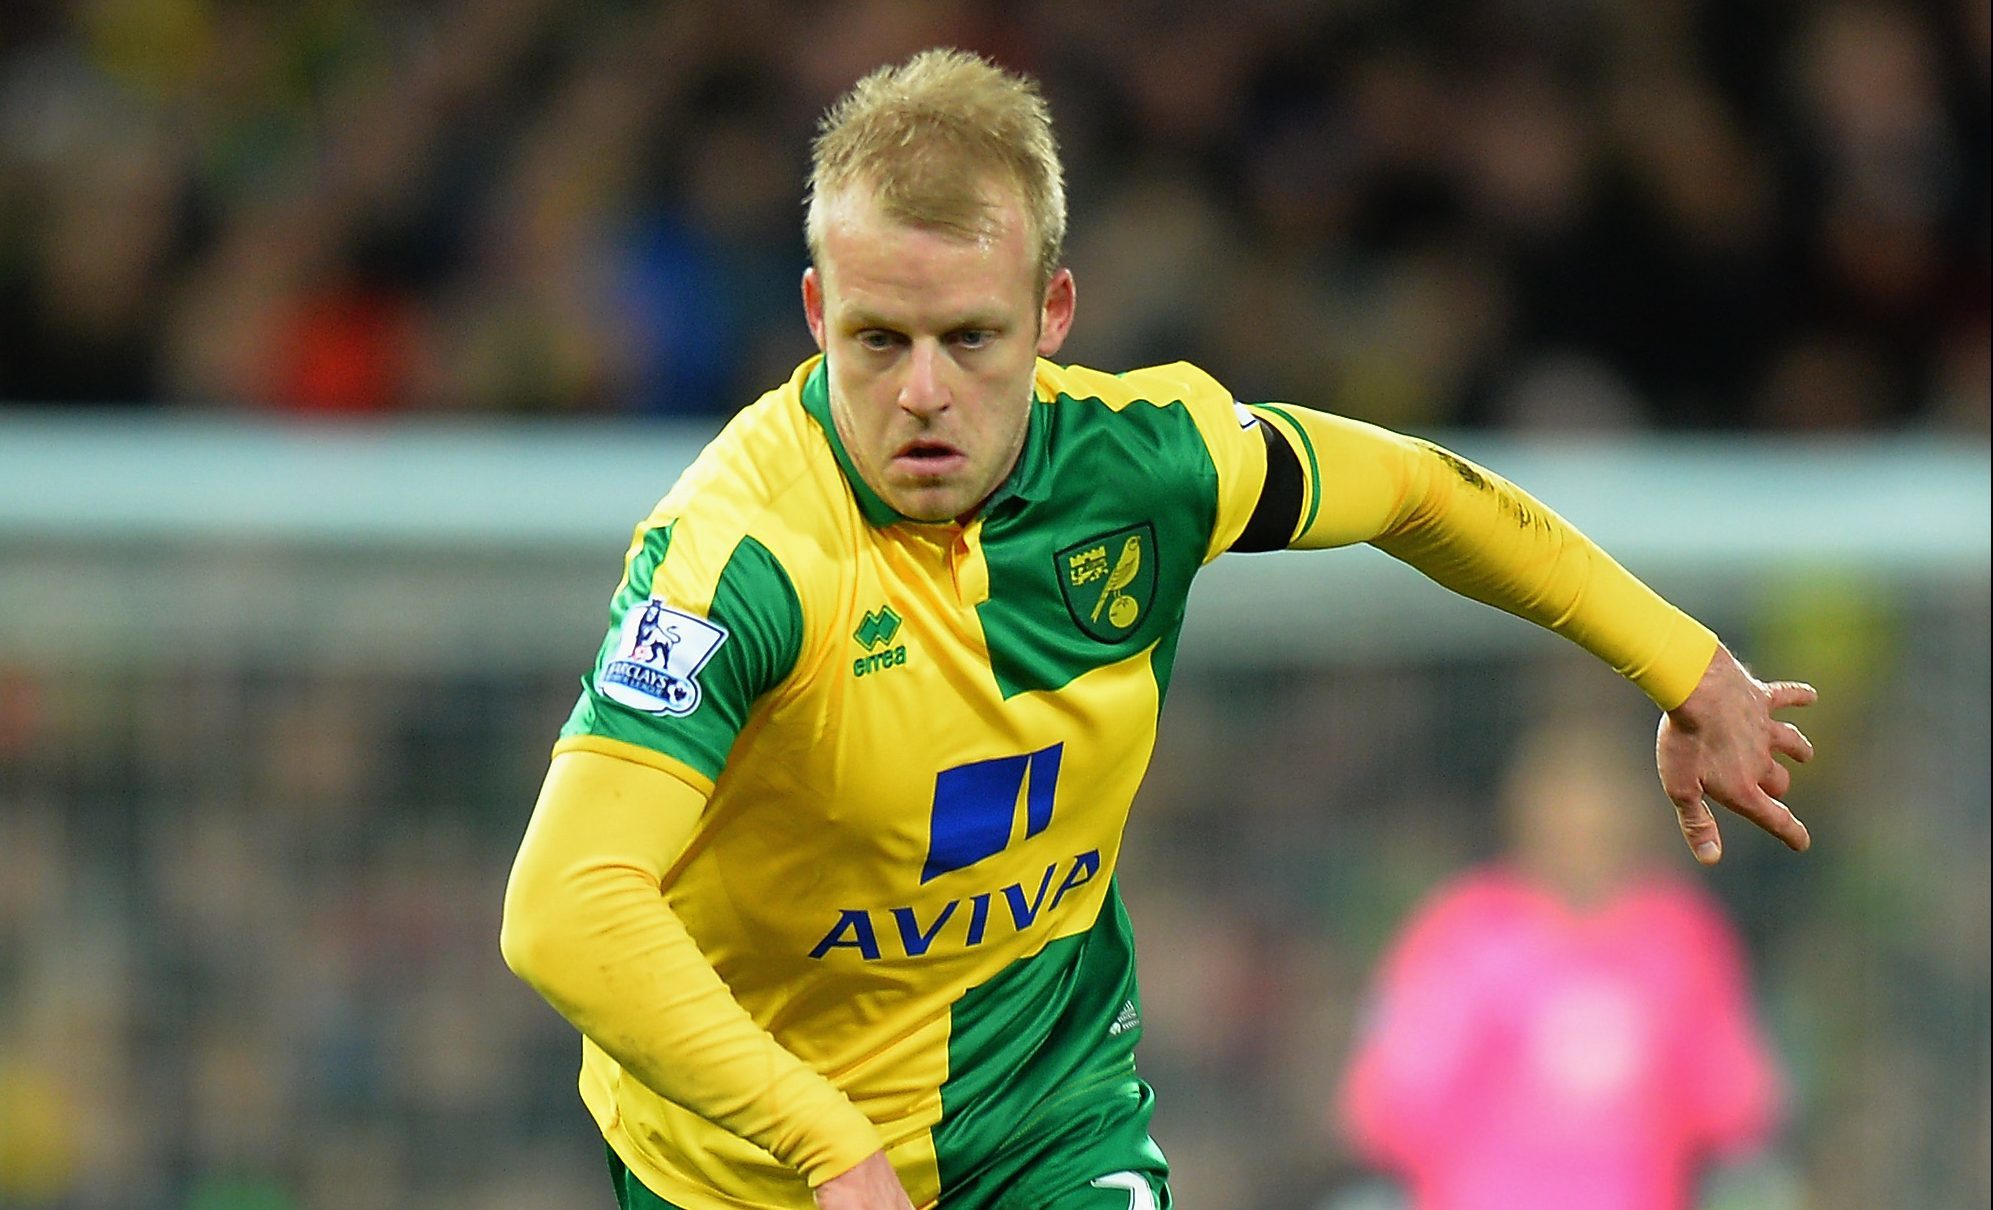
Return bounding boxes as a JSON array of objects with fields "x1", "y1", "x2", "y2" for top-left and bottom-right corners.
[
  {"x1": 1657, "y1": 645, "x2": 1817, "y2": 864},
  {"x1": 1244, "y1": 407, "x2": 1722, "y2": 708},
  {"x1": 813, "y1": 1151, "x2": 917, "y2": 1210}
]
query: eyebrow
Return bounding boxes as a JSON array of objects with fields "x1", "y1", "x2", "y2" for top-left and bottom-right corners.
[{"x1": 843, "y1": 308, "x2": 1006, "y2": 332}]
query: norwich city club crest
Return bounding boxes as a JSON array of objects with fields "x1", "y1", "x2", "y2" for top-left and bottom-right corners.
[{"x1": 1054, "y1": 523, "x2": 1158, "y2": 643}]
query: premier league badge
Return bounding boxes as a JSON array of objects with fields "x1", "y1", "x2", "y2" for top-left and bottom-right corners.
[{"x1": 600, "y1": 598, "x2": 729, "y2": 716}]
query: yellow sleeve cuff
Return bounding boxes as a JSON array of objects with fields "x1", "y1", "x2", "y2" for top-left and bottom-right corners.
[{"x1": 1620, "y1": 609, "x2": 1719, "y2": 711}]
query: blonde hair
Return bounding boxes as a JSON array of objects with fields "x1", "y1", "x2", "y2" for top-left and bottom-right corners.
[{"x1": 806, "y1": 48, "x2": 1067, "y2": 289}]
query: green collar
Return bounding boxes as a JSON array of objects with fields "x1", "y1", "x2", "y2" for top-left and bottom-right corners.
[{"x1": 799, "y1": 356, "x2": 1053, "y2": 528}]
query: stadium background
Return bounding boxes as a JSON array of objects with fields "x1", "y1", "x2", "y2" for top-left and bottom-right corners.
[{"x1": 0, "y1": 2, "x2": 1986, "y2": 1208}]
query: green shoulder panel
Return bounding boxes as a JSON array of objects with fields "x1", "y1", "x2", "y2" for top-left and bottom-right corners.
[
  {"x1": 561, "y1": 527, "x2": 804, "y2": 781},
  {"x1": 976, "y1": 386, "x2": 1221, "y2": 700}
]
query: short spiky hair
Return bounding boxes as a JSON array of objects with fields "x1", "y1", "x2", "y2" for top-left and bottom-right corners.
[{"x1": 806, "y1": 48, "x2": 1068, "y2": 289}]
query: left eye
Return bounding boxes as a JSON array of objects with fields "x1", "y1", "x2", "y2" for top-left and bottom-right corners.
[{"x1": 954, "y1": 330, "x2": 992, "y2": 349}]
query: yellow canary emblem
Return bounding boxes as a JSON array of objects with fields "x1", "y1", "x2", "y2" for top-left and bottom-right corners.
[
  {"x1": 1055, "y1": 523, "x2": 1157, "y2": 643},
  {"x1": 1093, "y1": 535, "x2": 1143, "y2": 626}
]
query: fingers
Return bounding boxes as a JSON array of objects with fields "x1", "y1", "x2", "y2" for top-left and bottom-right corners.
[
  {"x1": 1715, "y1": 782, "x2": 1811, "y2": 853},
  {"x1": 1761, "y1": 759, "x2": 1792, "y2": 800},
  {"x1": 1669, "y1": 787, "x2": 1725, "y2": 865},
  {"x1": 1772, "y1": 721, "x2": 1815, "y2": 763},
  {"x1": 1765, "y1": 681, "x2": 1818, "y2": 711},
  {"x1": 1753, "y1": 787, "x2": 1810, "y2": 852},
  {"x1": 1657, "y1": 690, "x2": 1818, "y2": 864},
  {"x1": 1675, "y1": 776, "x2": 1813, "y2": 863}
]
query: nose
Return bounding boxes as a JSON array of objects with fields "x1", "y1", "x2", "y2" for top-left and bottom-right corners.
[{"x1": 897, "y1": 341, "x2": 950, "y2": 418}]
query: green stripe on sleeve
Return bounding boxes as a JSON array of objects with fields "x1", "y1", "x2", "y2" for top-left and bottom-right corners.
[
  {"x1": 1254, "y1": 404, "x2": 1322, "y2": 537},
  {"x1": 562, "y1": 533, "x2": 803, "y2": 781}
]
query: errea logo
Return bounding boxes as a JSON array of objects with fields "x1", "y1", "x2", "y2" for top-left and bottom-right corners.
[
  {"x1": 854, "y1": 605, "x2": 901, "y2": 649},
  {"x1": 852, "y1": 604, "x2": 908, "y2": 677}
]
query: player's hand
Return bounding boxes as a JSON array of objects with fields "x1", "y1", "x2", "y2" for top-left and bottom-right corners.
[
  {"x1": 1657, "y1": 645, "x2": 1816, "y2": 865},
  {"x1": 813, "y1": 1151, "x2": 916, "y2": 1210}
]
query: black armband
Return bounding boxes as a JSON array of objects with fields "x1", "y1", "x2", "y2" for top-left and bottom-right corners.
[{"x1": 1231, "y1": 415, "x2": 1304, "y2": 552}]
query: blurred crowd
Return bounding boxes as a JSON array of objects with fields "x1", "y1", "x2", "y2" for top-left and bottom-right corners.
[
  {"x1": 0, "y1": 657, "x2": 601, "y2": 1210},
  {"x1": 0, "y1": 0, "x2": 1987, "y2": 430},
  {"x1": 1, "y1": 4, "x2": 1989, "y2": 1210},
  {"x1": 0, "y1": 578, "x2": 1986, "y2": 1209}
]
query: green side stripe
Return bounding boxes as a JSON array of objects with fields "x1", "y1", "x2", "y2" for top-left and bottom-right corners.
[
  {"x1": 931, "y1": 884, "x2": 1152, "y2": 1206},
  {"x1": 606, "y1": 1144, "x2": 689, "y2": 1209},
  {"x1": 1255, "y1": 404, "x2": 1322, "y2": 537}
]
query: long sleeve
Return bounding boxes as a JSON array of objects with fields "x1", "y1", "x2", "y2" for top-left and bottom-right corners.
[
  {"x1": 1250, "y1": 405, "x2": 1718, "y2": 709},
  {"x1": 499, "y1": 748, "x2": 883, "y2": 1186}
]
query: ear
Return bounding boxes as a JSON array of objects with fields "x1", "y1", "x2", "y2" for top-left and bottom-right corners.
[
  {"x1": 802, "y1": 267, "x2": 827, "y2": 351},
  {"x1": 1036, "y1": 268, "x2": 1076, "y2": 357}
]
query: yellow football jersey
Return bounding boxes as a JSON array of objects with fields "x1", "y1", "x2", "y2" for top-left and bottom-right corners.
[
  {"x1": 549, "y1": 349, "x2": 1718, "y2": 1208},
  {"x1": 556, "y1": 355, "x2": 1268, "y2": 1207}
]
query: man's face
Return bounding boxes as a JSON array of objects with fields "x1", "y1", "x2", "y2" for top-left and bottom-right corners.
[{"x1": 803, "y1": 186, "x2": 1074, "y2": 523}]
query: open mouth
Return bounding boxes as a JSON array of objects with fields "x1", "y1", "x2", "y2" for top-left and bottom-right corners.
[{"x1": 893, "y1": 440, "x2": 965, "y2": 475}]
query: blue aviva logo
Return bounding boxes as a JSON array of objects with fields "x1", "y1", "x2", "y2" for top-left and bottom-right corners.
[
  {"x1": 808, "y1": 743, "x2": 1099, "y2": 962},
  {"x1": 922, "y1": 743, "x2": 1063, "y2": 883}
]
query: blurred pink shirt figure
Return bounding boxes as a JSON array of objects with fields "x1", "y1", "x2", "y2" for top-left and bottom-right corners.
[{"x1": 1337, "y1": 866, "x2": 1781, "y2": 1210}]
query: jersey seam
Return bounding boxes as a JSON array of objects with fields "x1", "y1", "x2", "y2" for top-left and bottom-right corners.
[{"x1": 549, "y1": 734, "x2": 718, "y2": 796}]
